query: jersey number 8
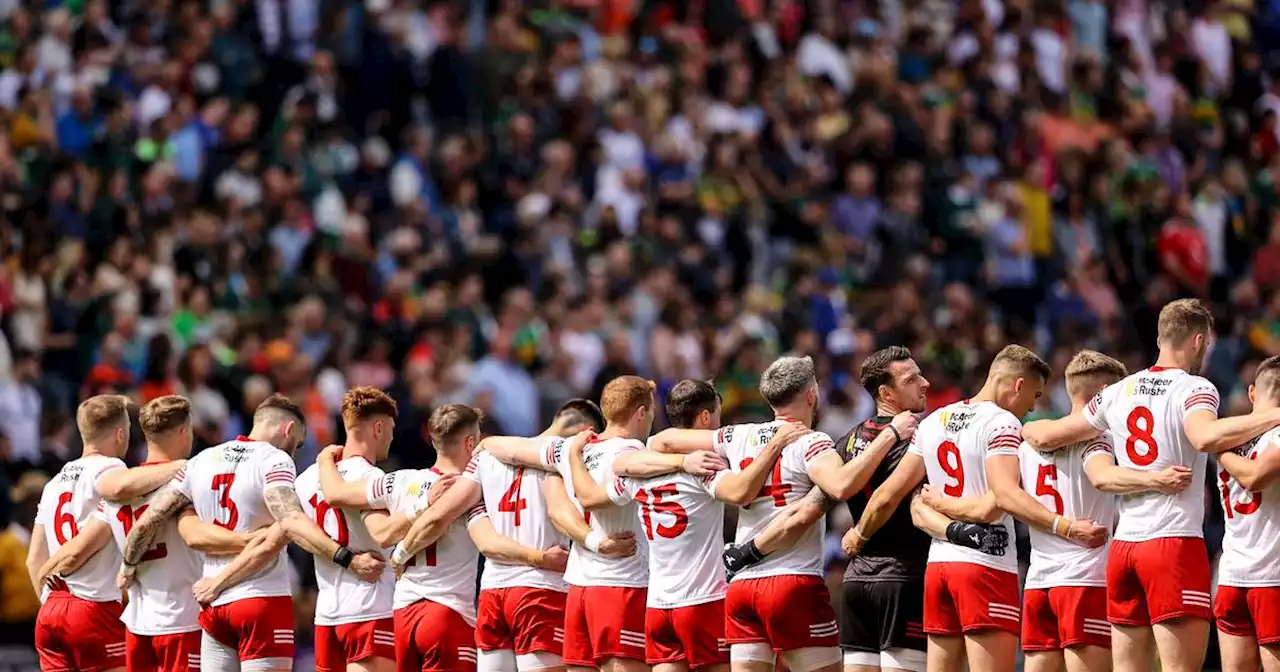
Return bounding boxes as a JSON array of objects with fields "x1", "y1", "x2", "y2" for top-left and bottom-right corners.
[{"x1": 1125, "y1": 406, "x2": 1159, "y2": 466}]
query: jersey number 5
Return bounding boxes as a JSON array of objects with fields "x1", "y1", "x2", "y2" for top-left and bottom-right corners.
[
  {"x1": 938, "y1": 441, "x2": 965, "y2": 497},
  {"x1": 1125, "y1": 406, "x2": 1159, "y2": 466},
  {"x1": 308, "y1": 494, "x2": 350, "y2": 546},
  {"x1": 635, "y1": 484, "x2": 688, "y2": 540},
  {"x1": 116, "y1": 505, "x2": 169, "y2": 562},
  {"x1": 211, "y1": 473, "x2": 240, "y2": 529},
  {"x1": 499, "y1": 468, "x2": 528, "y2": 526},
  {"x1": 1034, "y1": 465, "x2": 1065, "y2": 515}
]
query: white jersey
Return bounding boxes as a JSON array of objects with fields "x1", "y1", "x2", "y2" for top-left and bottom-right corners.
[
  {"x1": 171, "y1": 437, "x2": 294, "y2": 607},
  {"x1": 296, "y1": 456, "x2": 395, "y2": 625},
  {"x1": 712, "y1": 420, "x2": 836, "y2": 581},
  {"x1": 609, "y1": 470, "x2": 730, "y2": 608},
  {"x1": 36, "y1": 455, "x2": 127, "y2": 602},
  {"x1": 1084, "y1": 367, "x2": 1218, "y2": 541},
  {"x1": 1217, "y1": 428, "x2": 1280, "y2": 587},
  {"x1": 909, "y1": 400, "x2": 1019, "y2": 574},
  {"x1": 97, "y1": 466, "x2": 203, "y2": 634},
  {"x1": 463, "y1": 451, "x2": 569, "y2": 592},
  {"x1": 365, "y1": 467, "x2": 484, "y2": 620},
  {"x1": 1018, "y1": 436, "x2": 1117, "y2": 589},
  {"x1": 537, "y1": 436, "x2": 649, "y2": 588}
]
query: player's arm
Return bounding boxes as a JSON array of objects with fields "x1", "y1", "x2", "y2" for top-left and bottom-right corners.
[
  {"x1": 910, "y1": 489, "x2": 1012, "y2": 555},
  {"x1": 264, "y1": 484, "x2": 385, "y2": 581},
  {"x1": 314, "y1": 447, "x2": 380, "y2": 507},
  {"x1": 714, "y1": 423, "x2": 808, "y2": 506},
  {"x1": 921, "y1": 487, "x2": 1002, "y2": 524},
  {"x1": 843, "y1": 453, "x2": 926, "y2": 555},
  {"x1": 987, "y1": 453, "x2": 1107, "y2": 547},
  {"x1": 97, "y1": 461, "x2": 187, "y2": 501},
  {"x1": 468, "y1": 512, "x2": 568, "y2": 571},
  {"x1": 1083, "y1": 450, "x2": 1194, "y2": 494},
  {"x1": 120, "y1": 487, "x2": 192, "y2": 578},
  {"x1": 25, "y1": 523, "x2": 49, "y2": 593},
  {"x1": 566, "y1": 432, "x2": 613, "y2": 510},
  {"x1": 362, "y1": 509, "x2": 413, "y2": 548},
  {"x1": 909, "y1": 490, "x2": 954, "y2": 539},
  {"x1": 1184, "y1": 406, "x2": 1280, "y2": 454},
  {"x1": 646, "y1": 428, "x2": 717, "y2": 454},
  {"x1": 176, "y1": 508, "x2": 253, "y2": 555},
  {"x1": 1022, "y1": 410, "x2": 1102, "y2": 451},
  {"x1": 192, "y1": 524, "x2": 289, "y2": 604},
  {"x1": 813, "y1": 414, "x2": 917, "y2": 500},
  {"x1": 727, "y1": 485, "x2": 833, "y2": 573},
  {"x1": 541, "y1": 475, "x2": 636, "y2": 557},
  {"x1": 37, "y1": 518, "x2": 113, "y2": 582},
  {"x1": 613, "y1": 449, "x2": 726, "y2": 479},
  {"x1": 1219, "y1": 444, "x2": 1280, "y2": 491},
  {"x1": 481, "y1": 435, "x2": 554, "y2": 469},
  {"x1": 391, "y1": 478, "x2": 483, "y2": 563}
]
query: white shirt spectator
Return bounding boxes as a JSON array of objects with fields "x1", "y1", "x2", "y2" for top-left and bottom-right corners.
[
  {"x1": 1191, "y1": 17, "x2": 1232, "y2": 88},
  {"x1": 559, "y1": 329, "x2": 604, "y2": 393},
  {"x1": 0, "y1": 67, "x2": 44, "y2": 109},
  {"x1": 1193, "y1": 194, "x2": 1228, "y2": 277},
  {"x1": 136, "y1": 84, "x2": 172, "y2": 130},
  {"x1": 0, "y1": 378, "x2": 41, "y2": 463},
  {"x1": 797, "y1": 32, "x2": 852, "y2": 94},
  {"x1": 598, "y1": 128, "x2": 645, "y2": 171},
  {"x1": 1145, "y1": 70, "x2": 1178, "y2": 127},
  {"x1": 1031, "y1": 28, "x2": 1068, "y2": 94}
]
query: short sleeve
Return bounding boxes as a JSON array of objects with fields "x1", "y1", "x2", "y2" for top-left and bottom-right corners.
[
  {"x1": 34, "y1": 494, "x2": 50, "y2": 527},
  {"x1": 89, "y1": 457, "x2": 127, "y2": 494},
  {"x1": 460, "y1": 455, "x2": 481, "y2": 485},
  {"x1": 713, "y1": 425, "x2": 740, "y2": 458},
  {"x1": 607, "y1": 476, "x2": 634, "y2": 506},
  {"x1": 539, "y1": 438, "x2": 567, "y2": 476},
  {"x1": 906, "y1": 429, "x2": 923, "y2": 457},
  {"x1": 91, "y1": 500, "x2": 108, "y2": 523},
  {"x1": 365, "y1": 471, "x2": 398, "y2": 510},
  {"x1": 1182, "y1": 379, "x2": 1220, "y2": 419},
  {"x1": 801, "y1": 432, "x2": 836, "y2": 468},
  {"x1": 1083, "y1": 386, "x2": 1112, "y2": 431},
  {"x1": 699, "y1": 469, "x2": 731, "y2": 497},
  {"x1": 169, "y1": 465, "x2": 192, "y2": 499},
  {"x1": 1081, "y1": 434, "x2": 1115, "y2": 465},
  {"x1": 261, "y1": 452, "x2": 297, "y2": 489},
  {"x1": 985, "y1": 423, "x2": 1022, "y2": 458},
  {"x1": 464, "y1": 502, "x2": 488, "y2": 529}
]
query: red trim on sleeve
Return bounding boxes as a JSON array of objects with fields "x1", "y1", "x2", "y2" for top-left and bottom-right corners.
[
  {"x1": 1185, "y1": 394, "x2": 1218, "y2": 410},
  {"x1": 805, "y1": 440, "x2": 835, "y2": 460}
]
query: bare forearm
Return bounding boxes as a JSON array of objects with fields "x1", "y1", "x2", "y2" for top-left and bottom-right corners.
[
  {"x1": 317, "y1": 459, "x2": 370, "y2": 507},
  {"x1": 266, "y1": 486, "x2": 341, "y2": 559},
  {"x1": 178, "y1": 512, "x2": 250, "y2": 555},
  {"x1": 99, "y1": 462, "x2": 184, "y2": 501},
  {"x1": 718, "y1": 444, "x2": 786, "y2": 506},
  {"x1": 400, "y1": 513, "x2": 449, "y2": 557},
  {"x1": 613, "y1": 451, "x2": 684, "y2": 477},
  {"x1": 832, "y1": 432, "x2": 896, "y2": 499},
  {"x1": 754, "y1": 488, "x2": 829, "y2": 555},
  {"x1": 545, "y1": 478, "x2": 590, "y2": 544},
  {"x1": 1088, "y1": 464, "x2": 1159, "y2": 494},
  {"x1": 1195, "y1": 413, "x2": 1280, "y2": 453},
  {"x1": 569, "y1": 448, "x2": 610, "y2": 510},
  {"x1": 482, "y1": 437, "x2": 546, "y2": 468},
  {"x1": 364, "y1": 511, "x2": 411, "y2": 548},
  {"x1": 209, "y1": 526, "x2": 287, "y2": 593},
  {"x1": 992, "y1": 487, "x2": 1054, "y2": 530},
  {"x1": 40, "y1": 520, "x2": 110, "y2": 578},
  {"x1": 910, "y1": 495, "x2": 953, "y2": 540},
  {"x1": 932, "y1": 491, "x2": 1002, "y2": 524},
  {"x1": 123, "y1": 489, "x2": 191, "y2": 565},
  {"x1": 470, "y1": 526, "x2": 542, "y2": 566}
]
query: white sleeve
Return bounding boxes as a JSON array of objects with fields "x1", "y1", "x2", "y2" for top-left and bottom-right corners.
[
  {"x1": 261, "y1": 451, "x2": 297, "y2": 490},
  {"x1": 89, "y1": 457, "x2": 127, "y2": 495},
  {"x1": 700, "y1": 470, "x2": 731, "y2": 497},
  {"x1": 464, "y1": 502, "x2": 488, "y2": 529},
  {"x1": 539, "y1": 438, "x2": 568, "y2": 477},
  {"x1": 460, "y1": 454, "x2": 481, "y2": 485},
  {"x1": 365, "y1": 471, "x2": 399, "y2": 511},
  {"x1": 169, "y1": 464, "x2": 193, "y2": 500},
  {"x1": 607, "y1": 475, "x2": 634, "y2": 506},
  {"x1": 1083, "y1": 384, "x2": 1115, "y2": 430},
  {"x1": 907, "y1": 424, "x2": 924, "y2": 457},
  {"x1": 713, "y1": 425, "x2": 742, "y2": 459},
  {"x1": 984, "y1": 420, "x2": 1023, "y2": 459},
  {"x1": 1181, "y1": 378, "x2": 1221, "y2": 419},
  {"x1": 1081, "y1": 434, "x2": 1115, "y2": 466},
  {"x1": 800, "y1": 432, "x2": 836, "y2": 468}
]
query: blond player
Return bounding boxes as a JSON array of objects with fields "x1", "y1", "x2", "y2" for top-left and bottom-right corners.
[
  {"x1": 27, "y1": 395, "x2": 185, "y2": 672},
  {"x1": 119, "y1": 394, "x2": 385, "y2": 672},
  {"x1": 1214, "y1": 356, "x2": 1280, "y2": 672},
  {"x1": 1023, "y1": 300, "x2": 1280, "y2": 672},
  {"x1": 1013, "y1": 353, "x2": 1192, "y2": 672},
  {"x1": 296, "y1": 388, "x2": 407, "y2": 672}
]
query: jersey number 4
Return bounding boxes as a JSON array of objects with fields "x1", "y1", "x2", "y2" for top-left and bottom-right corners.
[
  {"x1": 736, "y1": 458, "x2": 790, "y2": 507},
  {"x1": 499, "y1": 468, "x2": 528, "y2": 526},
  {"x1": 635, "y1": 484, "x2": 688, "y2": 540},
  {"x1": 116, "y1": 505, "x2": 169, "y2": 562}
]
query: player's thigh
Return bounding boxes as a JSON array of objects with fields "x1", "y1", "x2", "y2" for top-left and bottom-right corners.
[
  {"x1": 1261, "y1": 643, "x2": 1280, "y2": 672},
  {"x1": 599, "y1": 659, "x2": 650, "y2": 672},
  {"x1": 1218, "y1": 631, "x2": 1261, "y2": 672},
  {"x1": 730, "y1": 642, "x2": 776, "y2": 672},
  {"x1": 961, "y1": 630, "x2": 1017, "y2": 672},
  {"x1": 201, "y1": 631, "x2": 243, "y2": 672},
  {"x1": 1151, "y1": 616, "x2": 1209, "y2": 672},
  {"x1": 1063, "y1": 645, "x2": 1110, "y2": 672},
  {"x1": 778, "y1": 646, "x2": 841, "y2": 672},
  {"x1": 1022, "y1": 651, "x2": 1064, "y2": 672},
  {"x1": 924, "y1": 635, "x2": 964, "y2": 672},
  {"x1": 348, "y1": 656, "x2": 396, "y2": 672},
  {"x1": 1110, "y1": 625, "x2": 1154, "y2": 672},
  {"x1": 652, "y1": 662, "x2": 692, "y2": 672}
]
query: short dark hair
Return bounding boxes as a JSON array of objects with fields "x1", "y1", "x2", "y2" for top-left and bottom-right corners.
[
  {"x1": 254, "y1": 393, "x2": 306, "y2": 428},
  {"x1": 556, "y1": 398, "x2": 605, "y2": 432},
  {"x1": 666, "y1": 380, "x2": 721, "y2": 429},
  {"x1": 1257, "y1": 356, "x2": 1280, "y2": 400},
  {"x1": 860, "y1": 346, "x2": 913, "y2": 400}
]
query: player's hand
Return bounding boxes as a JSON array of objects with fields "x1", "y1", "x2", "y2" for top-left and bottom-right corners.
[
  {"x1": 116, "y1": 564, "x2": 138, "y2": 591},
  {"x1": 767, "y1": 423, "x2": 808, "y2": 453},
  {"x1": 537, "y1": 545, "x2": 570, "y2": 573},
  {"x1": 681, "y1": 450, "x2": 727, "y2": 477},
  {"x1": 1065, "y1": 519, "x2": 1108, "y2": 548},
  {"x1": 567, "y1": 430, "x2": 595, "y2": 456},
  {"x1": 318, "y1": 444, "x2": 344, "y2": 463},
  {"x1": 351, "y1": 550, "x2": 387, "y2": 582},
  {"x1": 889, "y1": 411, "x2": 919, "y2": 442},
  {"x1": 597, "y1": 531, "x2": 637, "y2": 558},
  {"x1": 192, "y1": 577, "x2": 222, "y2": 605},
  {"x1": 1150, "y1": 465, "x2": 1193, "y2": 494},
  {"x1": 918, "y1": 483, "x2": 941, "y2": 507},
  {"x1": 723, "y1": 541, "x2": 766, "y2": 580},
  {"x1": 840, "y1": 527, "x2": 866, "y2": 557},
  {"x1": 946, "y1": 521, "x2": 1009, "y2": 556},
  {"x1": 427, "y1": 475, "x2": 458, "y2": 507}
]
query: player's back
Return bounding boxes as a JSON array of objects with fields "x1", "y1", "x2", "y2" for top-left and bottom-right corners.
[
  {"x1": 714, "y1": 421, "x2": 835, "y2": 581},
  {"x1": 617, "y1": 470, "x2": 727, "y2": 608},
  {"x1": 1217, "y1": 427, "x2": 1280, "y2": 586},
  {"x1": 470, "y1": 452, "x2": 569, "y2": 592},
  {"x1": 912, "y1": 400, "x2": 1018, "y2": 573},
  {"x1": 366, "y1": 468, "x2": 482, "y2": 620},
  {"x1": 37, "y1": 455, "x2": 125, "y2": 602},
  {"x1": 1018, "y1": 436, "x2": 1116, "y2": 589},
  {"x1": 99, "y1": 481, "x2": 203, "y2": 633},
  {"x1": 297, "y1": 456, "x2": 395, "y2": 625},
  {"x1": 1085, "y1": 367, "x2": 1217, "y2": 540},
  {"x1": 179, "y1": 438, "x2": 293, "y2": 606},
  {"x1": 542, "y1": 435, "x2": 649, "y2": 587}
]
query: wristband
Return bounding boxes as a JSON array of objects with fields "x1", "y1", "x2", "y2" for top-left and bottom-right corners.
[
  {"x1": 584, "y1": 530, "x2": 606, "y2": 553},
  {"x1": 333, "y1": 546, "x2": 355, "y2": 568},
  {"x1": 888, "y1": 424, "x2": 902, "y2": 444},
  {"x1": 1050, "y1": 516, "x2": 1062, "y2": 536},
  {"x1": 391, "y1": 545, "x2": 412, "y2": 566},
  {"x1": 852, "y1": 526, "x2": 870, "y2": 543}
]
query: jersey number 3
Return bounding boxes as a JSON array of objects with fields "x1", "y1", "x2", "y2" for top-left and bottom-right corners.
[{"x1": 211, "y1": 473, "x2": 240, "y2": 529}]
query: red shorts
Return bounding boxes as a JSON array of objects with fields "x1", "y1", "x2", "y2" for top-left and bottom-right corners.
[
  {"x1": 127, "y1": 630, "x2": 202, "y2": 671},
  {"x1": 315, "y1": 618, "x2": 396, "y2": 671},
  {"x1": 725, "y1": 575, "x2": 839, "y2": 651},
  {"x1": 1021, "y1": 586, "x2": 1111, "y2": 651},
  {"x1": 35, "y1": 592, "x2": 126, "y2": 672},
  {"x1": 395, "y1": 600, "x2": 476, "y2": 671},
  {"x1": 646, "y1": 599, "x2": 729, "y2": 668},
  {"x1": 1215, "y1": 586, "x2": 1280, "y2": 645},
  {"x1": 1107, "y1": 537, "x2": 1211, "y2": 626},
  {"x1": 923, "y1": 562, "x2": 1021, "y2": 636},
  {"x1": 198, "y1": 595, "x2": 295, "y2": 662},
  {"x1": 562, "y1": 585, "x2": 647, "y2": 666},
  {"x1": 476, "y1": 587, "x2": 567, "y2": 655}
]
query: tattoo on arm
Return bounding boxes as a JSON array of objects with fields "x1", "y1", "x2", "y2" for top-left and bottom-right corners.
[
  {"x1": 803, "y1": 485, "x2": 838, "y2": 514},
  {"x1": 265, "y1": 486, "x2": 305, "y2": 520},
  {"x1": 122, "y1": 488, "x2": 191, "y2": 565}
]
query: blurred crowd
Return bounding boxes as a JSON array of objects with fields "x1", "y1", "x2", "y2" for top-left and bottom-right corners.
[{"x1": 2, "y1": 0, "x2": 1280, "y2": 666}]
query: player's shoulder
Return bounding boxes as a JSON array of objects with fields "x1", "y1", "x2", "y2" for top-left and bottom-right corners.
[
  {"x1": 339, "y1": 455, "x2": 383, "y2": 478},
  {"x1": 594, "y1": 435, "x2": 645, "y2": 455},
  {"x1": 1238, "y1": 427, "x2": 1280, "y2": 457},
  {"x1": 976, "y1": 401, "x2": 1022, "y2": 428},
  {"x1": 793, "y1": 429, "x2": 835, "y2": 451}
]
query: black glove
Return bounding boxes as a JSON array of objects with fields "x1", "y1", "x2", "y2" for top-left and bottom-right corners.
[
  {"x1": 723, "y1": 540, "x2": 766, "y2": 580},
  {"x1": 946, "y1": 521, "x2": 1009, "y2": 557}
]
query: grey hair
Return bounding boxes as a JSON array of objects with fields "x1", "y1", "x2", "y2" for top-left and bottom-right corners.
[{"x1": 759, "y1": 356, "x2": 817, "y2": 407}]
